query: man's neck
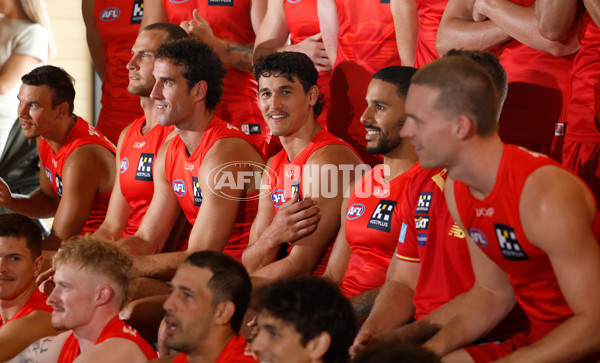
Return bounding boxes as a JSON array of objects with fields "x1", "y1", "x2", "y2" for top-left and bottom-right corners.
[
  {"x1": 279, "y1": 118, "x2": 321, "y2": 161},
  {"x1": 140, "y1": 96, "x2": 158, "y2": 135},
  {"x1": 175, "y1": 109, "x2": 215, "y2": 156},
  {"x1": 448, "y1": 135, "x2": 504, "y2": 200},
  {"x1": 42, "y1": 115, "x2": 77, "y2": 153},
  {"x1": 0, "y1": 283, "x2": 36, "y2": 323},
  {"x1": 382, "y1": 140, "x2": 418, "y2": 181},
  {"x1": 185, "y1": 329, "x2": 236, "y2": 363},
  {"x1": 73, "y1": 310, "x2": 118, "y2": 352}
]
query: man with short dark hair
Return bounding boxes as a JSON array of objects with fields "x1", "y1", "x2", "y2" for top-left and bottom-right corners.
[
  {"x1": 251, "y1": 276, "x2": 356, "y2": 363},
  {"x1": 0, "y1": 65, "x2": 116, "y2": 250},
  {"x1": 152, "y1": 251, "x2": 258, "y2": 363},
  {"x1": 0, "y1": 213, "x2": 60, "y2": 361}
]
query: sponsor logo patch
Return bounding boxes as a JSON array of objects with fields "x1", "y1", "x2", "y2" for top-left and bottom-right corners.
[
  {"x1": 172, "y1": 179, "x2": 187, "y2": 197},
  {"x1": 120, "y1": 158, "x2": 129, "y2": 174},
  {"x1": 469, "y1": 228, "x2": 487, "y2": 248},
  {"x1": 367, "y1": 200, "x2": 396, "y2": 232},
  {"x1": 100, "y1": 7, "x2": 120, "y2": 22},
  {"x1": 271, "y1": 189, "x2": 285, "y2": 207},
  {"x1": 347, "y1": 203, "x2": 365, "y2": 220},
  {"x1": 45, "y1": 167, "x2": 53, "y2": 184},
  {"x1": 414, "y1": 215, "x2": 430, "y2": 231},
  {"x1": 208, "y1": 0, "x2": 233, "y2": 6},
  {"x1": 169, "y1": 0, "x2": 189, "y2": 3},
  {"x1": 495, "y1": 223, "x2": 529, "y2": 261},
  {"x1": 417, "y1": 232, "x2": 427, "y2": 246},
  {"x1": 554, "y1": 122, "x2": 566, "y2": 137},
  {"x1": 380, "y1": 0, "x2": 390, "y2": 3},
  {"x1": 56, "y1": 174, "x2": 63, "y2": 198},
  {"x1": 241, "y1": 124, "x2": 262, "y2": 135},
  {"x1": 135, "y1": 153, "x2": 153, "y2": 181},
  {"x1": 192, "y1": 177, "x2": 203, "y2": 206},
  {"x1": 416, "y1": 192, "x2": 432, "y2": 214},
  {"x1": 131, "y1": 0, "x2": 143, "y2": 24},
  {"x1": 399, "y1": 222, "x2": 407, "y2": 243}
]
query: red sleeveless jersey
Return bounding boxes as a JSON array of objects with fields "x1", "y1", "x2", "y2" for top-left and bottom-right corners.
[
  {"x1": 164, "y1": 118, "x2": 259, "y2": 260},
  {"x1": 161, "y1": 0, "x2": 269, "y2": 149},
  {"x1": 119, "y1": 116, "x2": 174, "y2": 237},
  {"x1": 284, "y1": 0, "x2": 329, "y2": 129},
  {"x1": 172, "y1": 334, "x2": 257, "y2": 363},
  {"x1": 414, "y1": 0, "x2": 447, "y2": 68},
  {"x1": 453, "y1": 144, "x2": 600, "y2": 340},
  {"x1": 57, "y1": 316, "x2": 157, "y2": 362},
  {"x1": 38, "y1": 117, "x2": 116, "y2": 234},
  {"x1": 341, "y1": 162, "x2": 421, "y2": 297},
  {"x1": 268, "y1": 129, "x2": 359, "y2": 276},
  {"x1": 0, "y1": 290, "x2": 51, "y2": 327},
  {"x1": 94, "y1": 0, "x2": 144, "y2": 144}
]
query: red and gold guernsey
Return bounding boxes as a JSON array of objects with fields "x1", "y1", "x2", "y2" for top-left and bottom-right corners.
[
  {"x1": 340, "y1": 162, "x2": 421, "y2": 298},
  {"x1": 396, "y1": 167, "x2": 473, "y2": 319},
  {"x1": 38, "y1": 117, "x2": 116, "y2": 234},
  {"x1": 268, "y1": 129, "x2": 360, "y2": 276},
  {"x1": 161, "y1": 0, "x2": 269, "y2": 151},
  {"x1": 164, "y1": 118, "x2": 259, "y2": 261},
  {"x1": 414, "y1": 0, "x2": 447, "y2": 68},
  {"x1": 0, "y1": 290, "x2": 51, "y2": 328},
  {"x1": 119, "y1": 116, "x2": 174, "y2": 237},
  {"x1": 495, "y1": 0, "x2": 573, "y2": 155},
  {"x1": 57, "y1": 316, "x2": 157, "y2": 362},
  {"x1": 327, "y1": 0, "x2": 398, "y2": 166},
  {"x1": 453, "y1": 144, "x2": 600, "y2": 341},
  {"x1": 173, "y1": 334, "x2": 258, "y2": 363},
  {"x1": 284, "y1": 0, "x2": 329, "y2": 130},
  {"x1": 94, "y1": 0, "x2": 144, "y2": 144}
]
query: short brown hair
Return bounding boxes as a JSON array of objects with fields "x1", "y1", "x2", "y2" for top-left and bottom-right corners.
[{"x1": 53, "y1": 237, "x2": 136, "y2": 308}]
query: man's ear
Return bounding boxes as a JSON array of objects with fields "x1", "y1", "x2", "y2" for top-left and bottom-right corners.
[
  {"x1": 33, "y1": 255, "x2": 44, "y2": 277},
  {"x1": 454, "y1": 114, "x2": 475, "y2": 139},
  {"x1": 308, "y1": 85, "x2": 319, "y2": 106},
  {"x1": 306, "y1": 331, "x2": 331, "y2": 361},
  {"x1": 96, "y1": 285, "x2": 114, "y2": 306},
  {"x1": 56, "y1": 102, "x2": 69, "y2": 118},
  {"x1": 213, "y1": 301, "x2": 235, "y2": 326},
  {"x1": 193, "y1": 80, "x2": 208, "y2": 102}
]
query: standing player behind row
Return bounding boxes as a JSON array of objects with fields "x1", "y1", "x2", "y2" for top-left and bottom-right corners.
[
  {"x1": 140, "y1": 0, "x2": 274, "y2": 156},
  {"x1": 117, "y1": 39, "x2": 264, "y2": 294},
  {"x1": 0, "y1": 214, "x2": 60, "y2": 362},
  {"x1": 93, "y1": 23, "x2": 188, "y2": 242},
  {"x1": 0, "y1": 66, "x2": 115, "y2": 251},
  {"x1": 82, "y1": 0, "x2": 144, "y2": 144},
  {"x1": 10, "y1": 238, "x2": 157, "y2": 362},
  {"x1": 402, "y1": 56, "x2": 600, "y2": 362},
  {"x1": 243, "y1": 52, "x2": 362, "y2": 287},
  {"x1": 322, "y1": 66, "x2": 420, "y2": 315}
]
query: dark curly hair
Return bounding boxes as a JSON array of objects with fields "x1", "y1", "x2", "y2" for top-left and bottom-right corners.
[
  {"x1": 0, "y1": 213, "x2": 42, "y2": 258},
  {"x1": 254, "y1": 276, "x2": 356, "y2": 363},
  {"x1": 21, "y1": 65, "x2": 75, "y2": 115},
  {"x1": 252, "y1": 51, "x2": 324, "y2": 116},
  {"x1": 155, "y1": 39, "x2": 227, "y2": 110}
]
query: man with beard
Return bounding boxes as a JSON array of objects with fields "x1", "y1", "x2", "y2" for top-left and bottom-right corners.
[
  {"x1": 151, "y1": 251, "x2": 258, "y2": 363},
  {"x1": 322, "y1": 66, "x2": 420, "y2": 312},
  {"x1": 94, "y1": 23, "x2": 187, "y2": 242},
  {"x1": 11, "y1": 237, "x2": 157, "y2": 362}
]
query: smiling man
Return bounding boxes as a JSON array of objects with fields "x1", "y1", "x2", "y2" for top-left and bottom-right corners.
[
  {"x1": 0, "y1": 214, "x2": 59, "y2": 362},
  {"x1": 243, "y1": 51, "x2": 363, "y2": 286},
  {"x1": 151, "y1": 251, "x2": 258, "y2": 363},
  {"x1": 12, "y1": 237, "x2": 157, "y2": 362}
]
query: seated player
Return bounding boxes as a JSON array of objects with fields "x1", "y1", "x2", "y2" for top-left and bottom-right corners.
[
  {"x1": 0, "y1": 213, "x2": 60, "y2": 361},
  {"x1": 0, "y1": 65, "x2": 115, "y2": 250}
]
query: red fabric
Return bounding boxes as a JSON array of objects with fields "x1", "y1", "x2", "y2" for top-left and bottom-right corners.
[
  {"x1": 0, "y1": 290, "x2": 51, "y2": 327},
  {"x1": 395, "y1": 167, "x2": 474, "y2": 319},
  {"x1": 119, "y1": 117, "x2": 174, "y2": 237},
  {"x1": 268, "y1": 129, "x2": 359, "y2": 276},
  {"x1": 453, "y1": 144, "x2": 600, "y2": 343},
  {"x1": 164, "y1": 118, "x2": 259, "y2": 261},
  {"x1": 161, "y1": 0, "x2": 270, "y2": 152},
  {"x1": 414, "y1": 0, "x2": 447, "y2": 68},
  {"x1": 38, "y1": 117, "x2": 116, "y2": 234},
  {"x1": 94, "y1": 0, "x2": 144, "y2": 144},
  {"x1": 284, "y1": 0, "x2": 329, "y2": 129},
  {"x1": 57, "y1": 316, "x2": 157, "y2": 362},
  {"x1": 340, "y1": 163, "x2": 421, "y2": 297},
  {"x1": 172, "y1": 335, "x2": 258, "y2": 363}
]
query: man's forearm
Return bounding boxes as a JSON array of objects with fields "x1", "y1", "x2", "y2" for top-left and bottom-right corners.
[
  {"x1": 209, "y1": 38, "x2": 254, "y2": 72},
  {"x1": 4, "y1": 190, "x2": 57, "y2": 219},
  {"x1": 134, "y1": 251, "x2": 189, "y2": 281},
  {"x1": 350, "y1": 287, "x2": 382, "y2": 325},
  {"x1": 360, "y1": 280, "x2": 416, "y2": 336}
]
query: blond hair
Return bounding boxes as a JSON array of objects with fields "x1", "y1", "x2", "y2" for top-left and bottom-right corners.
[
  {"x1": 53, "y1": 237, "x2": 137, "y2": 308},
  {"x1": 19, "y1": 0, "x2": 56, "y2": 58}
]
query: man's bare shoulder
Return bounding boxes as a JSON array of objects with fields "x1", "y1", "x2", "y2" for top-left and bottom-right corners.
[
  {"x1": 204, "y1": 136, "x2": 264, "y2": 166},
  {"x1": 8, "y1": 331, "x2": 71, "y2": 363},
  {"x1": 306, "y1": 143, "x2": 363, "y2": 167}
]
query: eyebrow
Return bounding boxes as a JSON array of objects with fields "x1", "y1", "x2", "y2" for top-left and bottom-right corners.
[{"x1": 258, "y1": 85, "x2": 294, "y2": 93}]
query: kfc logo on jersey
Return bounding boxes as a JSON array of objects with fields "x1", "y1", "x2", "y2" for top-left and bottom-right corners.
[
  {"x1": 172, "y1": 179, "x2": 187, "y2": 197},
  {"x1": 45, "y1": 167, "x2": 53, "y2": 184},
  {"x1": 417, "y1": 233, "x2": 428, "y2": 246},
  {"x1": 192, "y1": 176, "x2": 203, "y2": 207},
  {"x1": 100, "y1": 7, "x2": 120, "y2": 22},
  {"x1": 416, "y1": 192, "x2": 432, "y2": 214},
  {"x1": 209, "y1": 0, "x2": 234, "y2": 6},
  {"x1": 133, "y1": 142, "x2": 146, "y2": 149},
  {"x1": 347, "y1": 203, "x2": 365, "y2": 220},
  {"x1": 367, "y1": 200, "x2": 396, "y2": 232},
  {"x1": 414, "y1": 215, "x2": 430, "y2": 231},
  {"x1": 56, "y1": 174, "x2": 63, "y2": 198},
  {"x1": 272, "y1": 189, "x2": 285, "y2": 207},
  {"x1": 131, "y1": 0, "x2": 143, "y2": 24},
  {"x1": 135, "y1": 153, "x2": 153, "y2": 181},
  {"x1": 495, "y1": 223, "x2": 529, "y2": 261},
  {"x1": 120, "y1": 158, "x2": 129, "y2": 174},
  {"x1": 476, "y1": 207, "x2": 494, "y2": 217},
  {"x1": 469, "y1": 228, "x2": 488, "y2": 248}
]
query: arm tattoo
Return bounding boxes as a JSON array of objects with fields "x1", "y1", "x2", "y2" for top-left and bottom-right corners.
[
  {"x1": 17, "y1": 337, "x2": 54, "y2": 363},
  {"x1": 351, "y1": 288, "x2": 380, "y2": 325}
]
